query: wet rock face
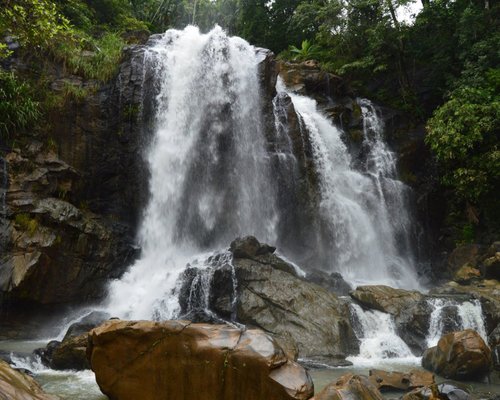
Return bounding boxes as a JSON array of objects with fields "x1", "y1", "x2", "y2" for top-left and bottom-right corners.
[
  {"x1": 0, "y1": 194, "x2": 137, "y2": 305},
  {"x1": 313, "y1": 374, "x2": 383, "y2": 400},
  {"x1": 0, "y1": 359, "x2": 59, "y2": 400},
  {"x1": 87, "y1": 320, "x2": 314, "y2": 400},
  {"x1": 305, "y1": 270, "x2": 352, "y2": 296},
  {"x1": 422, "y1": 329, "x2": 492, "y2": 380},
  {"x1": 0, "y1": 44, "x2": 151, "y2": 309},
  {"x1": 179, "y1": 238, "x2": 359, "y2": 365}
]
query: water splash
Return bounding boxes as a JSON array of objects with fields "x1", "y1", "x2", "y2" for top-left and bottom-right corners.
[{"x1": 426, "y1": 297, "x2": 487, "y2": 347}]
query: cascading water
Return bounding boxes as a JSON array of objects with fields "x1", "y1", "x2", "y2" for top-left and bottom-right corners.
[
  {"x1": 278, "y1": 81, "x2": 420, "y2": 289},
  {"x1": 105, "y1": 26, "x2": 422, "y2": 321},
  {"x1": 426, "y1": 297, "x2": 487, "y2": 347},
  {"x1": 349, "y1": 303, "x2": 417, "y2": 363},
  {"x1": 105, "y1": 26, "x2": 278, "y2": 320}
]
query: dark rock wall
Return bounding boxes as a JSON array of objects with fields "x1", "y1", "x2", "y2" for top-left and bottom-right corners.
[{"x1": 0, "y1": 44, "x2": 151, "y2": 312}]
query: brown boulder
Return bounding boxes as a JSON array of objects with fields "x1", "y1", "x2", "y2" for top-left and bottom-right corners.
[
  {"x1": 368, "y1": 369, "x2": 434, "y2": 391},
  {"x1": 403, "y1": 384, "x2": 472, "y2": 400},
  {"x1": 453, "y1": 264, "x2": 481, "y2": 284},
  {"x1": 88, "y1": 320, "x2": 314, "y2": 400},
  {"x1": 312, "y1": 374, "x2": 383, "y2": 400},
  {"x1": 0, "y1": 360, "x2": 59, "y2": 399},
  {"x1": 422, "y1": 329, "x2": 492, "y2": 380},
  {"x1": 350, "y1": 285, "x2": 423, "y2": 316}
]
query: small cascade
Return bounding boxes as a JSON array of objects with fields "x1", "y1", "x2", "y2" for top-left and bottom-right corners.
[
  {"x1": 349, "y1": 304, "x2": 416, "y2": 362},
  {"x1": 177, "y1": 251, "x2": 239, "y2": 324},
  {"x1": 426, "y1": 297, "x2": 487, "y2": 347}
]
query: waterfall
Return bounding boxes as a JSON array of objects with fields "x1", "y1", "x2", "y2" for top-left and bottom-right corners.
[
  {"x1": 105, "y1": 26, "x2": 278, "y2": 319},
  {"x1": 426, "y1": 298, "x2": 487, "y2": 347},
  {"x1": 105, "y1": 26, "x2": 422, "y2": 320},
  {"x1": 349, "y1": 304, "x2": 417, "y2": 362},
  {"x1": 279, "y1": 82, "x2": 420, "y2": 289}
]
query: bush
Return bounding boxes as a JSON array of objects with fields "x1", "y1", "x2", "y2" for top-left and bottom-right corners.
[{"x1": 0, "y1": 71, "x2": 41, "y2": 137}]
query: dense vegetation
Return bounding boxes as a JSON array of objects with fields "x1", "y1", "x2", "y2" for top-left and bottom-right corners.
[{"x1": 1, "y1": 0, "x2": 498, "y2": 243}]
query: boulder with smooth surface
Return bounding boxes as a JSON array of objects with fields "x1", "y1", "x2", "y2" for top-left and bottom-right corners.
[
  {"x1": 312, "y1": 374, "x2": 383, "y2": 400},
  {"x1": 422, "y1": 329, "x2": 492, "y2": 380},
  {"x1": 87, "y1": 320, "x2": 314, "y2": 400}
]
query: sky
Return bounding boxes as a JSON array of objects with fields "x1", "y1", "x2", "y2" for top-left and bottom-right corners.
[{"x1": 396, "y1": 1, "x2": 423, "y2": 23}]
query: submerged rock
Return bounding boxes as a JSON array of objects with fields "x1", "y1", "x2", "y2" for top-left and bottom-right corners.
[
  {"x1": 87, "y1": 320, "x2": 314, "y2": 400},
  {"x1": 312, "y1": 374, "x2": 383, "y2": 400},
  {"x1": 368, "y1": 369, "x2": 434, "y2": 391},
  {"x1": 422, "y1": 329, "x2": 492, "y2": 380},
  {"x1": 0, "y1": 359, "x2": 59, "y2": 399}
]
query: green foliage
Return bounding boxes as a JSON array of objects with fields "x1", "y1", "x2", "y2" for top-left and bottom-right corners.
[
  {"x1": 426, "y1": 86, "x2": 499, "y2": 203},
  {"x1": 53, "y1": 32, "x2": 126, "y2": 81},
  {"x1": 289, "y1": 40, "x2": 320, "y2": 61},
  {"x1": 0, "y1": 71, "x2": 41, "y2": 137},
  {"x1": 460, "y1": 223, "x2": 475, "y2": 244},
  {"x1": 0, "y1": 0, "x2": 74, "y2": 54}
]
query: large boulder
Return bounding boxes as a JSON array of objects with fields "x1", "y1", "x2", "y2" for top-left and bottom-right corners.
[
  {"x1": 234, "y1": 257, "x2": 358, "y2": 362},
  {"x1": 0, "y1": 359, "x2": 59, "y2": 399},
  {"x1": 312, "y1": 374, "x2": 383, "y2": 400},
  {"x1": 87, "y1": 320, "x2": 314, "y2": 400},
  {"x1": 422, "y1": 329, "x2": 492, "y2": 380},
  {"x1": 180, "y1": 239, "x2": 359, "y2": 365}
]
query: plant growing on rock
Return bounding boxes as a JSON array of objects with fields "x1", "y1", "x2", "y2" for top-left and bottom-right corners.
[{"x1": 288, "y1": 39, "x2": 320, "y2": 61}]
